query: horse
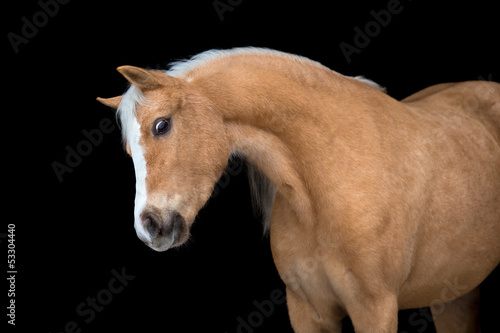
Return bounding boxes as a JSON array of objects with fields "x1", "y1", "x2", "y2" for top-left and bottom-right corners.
[{"x1": 97, "y1": 47, "x2": 500, "y2": 333}]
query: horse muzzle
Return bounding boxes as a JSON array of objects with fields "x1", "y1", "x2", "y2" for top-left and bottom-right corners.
[{"x1": 137, "y1": 209, "x2": 188, "y2": 251}]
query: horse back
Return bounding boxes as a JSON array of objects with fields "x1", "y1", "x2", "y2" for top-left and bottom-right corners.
[{"x1": 402, "y1": 80, "x2": 500, "y2": 144}]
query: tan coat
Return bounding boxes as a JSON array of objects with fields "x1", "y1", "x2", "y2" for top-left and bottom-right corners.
[{"x1": 98, "y1": 48, "x2": 500, "y2": 333}]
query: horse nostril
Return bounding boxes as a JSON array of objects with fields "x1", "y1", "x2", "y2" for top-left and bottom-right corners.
[
  {"x1": 172, "y1": 212, "x2": 186, "y2": 232},
  {"x1": 143, "y1": 215, "x2": 160, "y2": 238},
  {"x1": 141, "y1": 211, "x2": 186, "y2": 243}
]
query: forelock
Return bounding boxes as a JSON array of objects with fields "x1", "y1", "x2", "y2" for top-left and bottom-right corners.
[{"x1": 117, "y1": 85, "x2": 148, "y2": 142}]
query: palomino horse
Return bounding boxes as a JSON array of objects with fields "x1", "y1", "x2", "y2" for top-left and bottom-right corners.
[{"x1": 97, "y1": 47, "x2": 500, "y2": 332}]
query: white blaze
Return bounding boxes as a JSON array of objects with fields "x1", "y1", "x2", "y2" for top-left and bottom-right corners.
[
  {"x1": 118, "y1": 85, "x2": 150, "y2": 243},
  {"x1": 129, "y1": 115, "x2": 150, "y2": 243}
]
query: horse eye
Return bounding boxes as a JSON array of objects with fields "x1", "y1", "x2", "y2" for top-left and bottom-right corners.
[{"x1": 152, "y1": 118, "x2": 171, "y2": 136}]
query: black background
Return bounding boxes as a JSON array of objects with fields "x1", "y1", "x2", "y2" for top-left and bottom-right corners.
[{"x1": 5, "y1": 0, "x2": 500, "y2": 332}]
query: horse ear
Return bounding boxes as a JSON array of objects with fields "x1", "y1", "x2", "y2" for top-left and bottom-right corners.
[
  {"x1": 117, "y1": 66, "x2": 160, "y2": 90},
  {"x1": 96, "y1": 96, "x2": 122, "y2": 110}
]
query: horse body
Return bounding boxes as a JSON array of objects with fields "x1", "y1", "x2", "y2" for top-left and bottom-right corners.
[{"x1": 98, "y1": 48, "x2": 500, "y2": 332}]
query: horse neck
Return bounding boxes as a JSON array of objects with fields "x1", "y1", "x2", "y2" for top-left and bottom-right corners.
[{"x1": 193, "y1": 58, "x2": 388, "y2": 225}]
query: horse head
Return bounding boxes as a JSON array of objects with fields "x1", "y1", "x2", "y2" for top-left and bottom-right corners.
[{"x1": 98, "y1": 66, "x2": 230, "y2": 251}]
